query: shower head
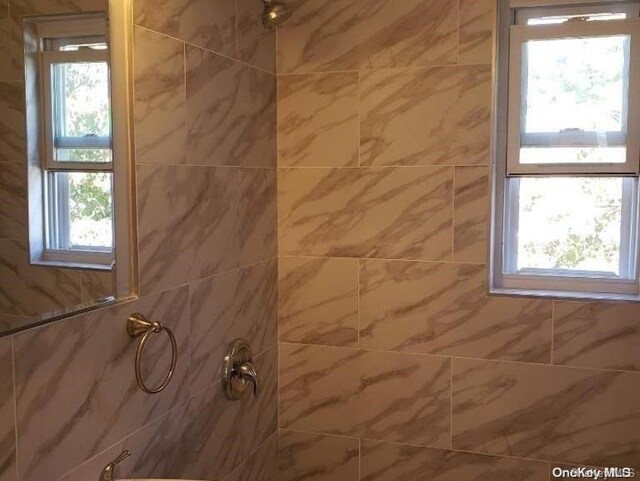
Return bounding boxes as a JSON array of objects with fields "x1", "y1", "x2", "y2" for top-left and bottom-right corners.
[{"x1": 261, "y1": 0, "x2": 290, "y2": 30}]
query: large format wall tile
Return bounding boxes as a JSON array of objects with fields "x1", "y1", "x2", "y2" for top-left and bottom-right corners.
[
  {"x1": 452, "y1": 359, "x2": 640, "y2": 466},
  {"x1": 360, "y1": 65, "x2": 491, "y2": 167},
  {"x1": 14, "y1": 286, "x2": 190, "y2": 481},
  {"x1": 186, "y1": 45, "x2": 276, "y2": 168},
  {"x1": 359, "y1": 260, "x2": 552, "y2": 363},
  {"x1": 226, "y1": 433, "x2": 278, "y2": 481},
  {"x1": 137, "y1": 164, "x2": 239, "y2": 295},
  {"x1": 133, "y1": 0, "x2": 235, "y2": 56},
  {"x1": 0, "y1": 82, "x2": 24, "y2": 163},
  {"x1": 279, "y1": 167, "x2": 452, "y2": 260},
  {"x1": 0, "y1": 161, "x2": 26, "y2": 241},
  {"x1": 277, "y1": 0, "x2": 457, "y2": 73},
  {"x1": 279, "y1": 344, "x2": 450, "y2": 448},
  {"x1": 236, "y1": 0, "x2": 275, "y2": 72},
  {"x1": 278, "y1": 257, "x2": 358, "y2": 347},
  {"x1": 134, "y1": 26, "x2": 186, "y2": 165},
  {"x1": 360, "y1": 440, "x2": 549, "y2": 481},
  {"x1": 459, "y1": 0, "x2": 495, "y2": 64},
  {"x1": 278, "y1": 430, "x2": 359, "y2": 481},
  {"x1": 0, "y1": 337, "x2": 16, "y2": 481},
  {"x1": 278, "y1": 72, "x2": 359, "y2": 167},
  {"x1": 554, "y1": 301, "x2": 640, "y2": 371},
  {"x1": 189, "y1": 260, "x2": 277, "y2": 392},
  {"x1": 453, "y1": 166, "x2": 489, "y2": 263}
]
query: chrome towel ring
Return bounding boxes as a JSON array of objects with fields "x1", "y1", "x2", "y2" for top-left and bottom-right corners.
[{"x1": 127, "y1": 313, "x2": 177, "y2": 394}]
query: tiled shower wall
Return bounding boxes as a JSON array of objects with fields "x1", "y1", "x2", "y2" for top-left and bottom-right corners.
[
  {"x1": 0, "y1": 1, "x2": 278, "y2": 481},
  {"x1": 276, "y1": 0, "x2": 640, "y2": 479}
]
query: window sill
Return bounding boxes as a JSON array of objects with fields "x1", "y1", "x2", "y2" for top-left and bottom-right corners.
[
  {"x1": 31, "y1": 258, "x2": 114, "y2": 271},
  {"x1": 489, "y1": 286, "x2": 640, "y2": 303}
]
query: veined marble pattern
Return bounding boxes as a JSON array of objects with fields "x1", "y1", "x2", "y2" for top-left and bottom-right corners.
[
  {"x1": 0, "y1": 337, "x2": 16, "y2": 481},
  {"x1": 459, "y1": 0, "x2": 495, "y2": 64},
  {"x1": 0, "y1": 161, "x2": 26, "y2": 241},
  {"x1": 226, "y1": 433, "x2": 278, "y2": 481},
  {"x1": 360, "y1": 440, "x2": 549, "y2": 481},
  {"x1": 278, "y1": 72, "x2": 359, "y2": 167},
  {"x1": 453, "y1": 166, "x2": 489, "y2": 263},
  {"x1": 359, "y1": 260, "x2": 552, "y2": 363},
  {"x1": 0, "y1": 1, "x2": 10, "y2": 82},
  {"x1": 278, "y1": 257, "x2": 358, "y2": 347},
  {"x1": 0, "y1": 239, "x2": 82, "y2": 316},
  {"x1": 55, "y1": 445, "x2": 123, "y2": 481},
  {"x1": 0, "y1": 82, "x2": 24, "y2": 163},
  {"x1": 452, "y1": 358, "x2": 640, "y2": 466},
  {"x1": 14, "y1": 286, "x2": 190, "y2": 481},
  {"x1": 360, "y1": 65, "x2": 491, "y2": 167},
  {"x1": 133, "y1": 0, "x2": 235, "y2": 56},
  {"x1": 279, "y1": 344, "x2": 451, "y2": 447},
  {"x1": 189, "y1": 259, "x2": 277, "y2": 392},
  {"x1": 186, "y1": 45, "x2": 276, "y2": 168},
  {"x1": 134, "y1": 26, "x2": 186, "y2": 165},
  {"x1": 276, "y1": 0, "x2": 457, "y2": 73},
  {"x1": 236, "y1": 0, "x2": 275, "y2": 72},
  {"x1": 80, "y1": 271, "x2": 114, "y2": 303},
  {"x1": 278, "y1": 430, "x2": 359, "y2": 481},
  {"x1": 278, "y1": 167, "x2": 453, "y2": 260},
  {"x1": 554, "y1": 301, "x2": 640, "y2": 371}
]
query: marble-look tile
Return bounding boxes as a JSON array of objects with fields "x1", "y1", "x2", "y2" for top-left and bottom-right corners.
[
  {"x1": 133, "y1": 0, "x2": 235, "y2": 56},
  {"x1": 554, "y1": 301, "x2": 640, "y2": 371},
  {"x1": 459, "y1": 0, "x2": 495, "y2": 65},
  {"x1": 55, "y1": 444, "x2": 123, "y2": 481},
  {"x1": 0, "y1": 337, "x2": 16, "y2": 481},
  {"x1": 360, "y1": 65, "x2": 492, "y2": 166},
  {"x1": 0, "y1": 239, "x2": 82, "y2": 316},
  {"x1": 186, "y1": 45, "x2": 276, "y2": 168},
  {"x1": 236, "y1": 0, "x2": 275, "y2": 72},
  {"x1": 189, "y1": 260, "x2": 277, "y2": 392},
  {"x1": 0, "y1": 314, "x2": 32, "y2": 335},
  {"x1": 278, "y1": 430, "x2": 359, "y2": 481},
  {"x1": 359, "y1": 261, "x2": 552, "y2": 363},
  {"x1": 226, "y1": 433, "x2": 278, "y2": 481},
  {"x1": 453, "y1": 166, "x2": 488, "y2": 263},
  {"x1": 0, "y1": 161, "x2": 27, "y2": 241},
  {"x1": 277, "y1": 0, "x2": 457, "y2": 73},
  {"x1": 136, "y1": 164, "x2": 239, "y2": 295},
  {"x1": 278, "y1": 257, "x2": 358, "y2": 347},
  {"x1": 278, "y1": 167, "x2": 453, "y2": 260},
  {"x1": 0, "y1": 82, "x2": 25, "y2": 163},
  {"x1": 452, "y1": 358, "x2": 640, "y2": 466},
  {"x1": 360, "y1": 440, "x2": 549, "y2": 481},
  {"x1": 80, "y1": 271, "x2": 114, "y2": 302},
  {"x1": 14, "y1": 286, "x2": 190, "y2": 481},
  {"x1": 279, "y1": 344, "x2": 451, "y2": 447},
  {"x1": 134, "y1": 27, "x2": 186, "y2": 165},
  {"x1": 0, "y1": 1, "x2": 10, "y2": 82},
  {"x1": 278, "y1": 72, "x2": 359, "y2": 167}
]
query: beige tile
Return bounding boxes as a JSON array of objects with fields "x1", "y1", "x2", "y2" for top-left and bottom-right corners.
[
  {"x1": 0, "y1": 336, "x2": 16, "y2": 481},
  {"x1": 360, "y1": 260, "x2": 552, "y2": 363},
  {"x1": 0, "y1": 82, "x2": 25, "y2": 163},
  {"x1": 134, "y1": 27, "x2": 186, "y2": 165},
  {"x1": 278, "y1": 72, "x2": 359, "y2": 167},
  {"x1": 226, "y1": 433, "x2": 278, "y2": 481},
  {"x1": 14, "y1": 286, "x2": 190, "y2": 481},
  {"x1": 554, "y1": 301, "x2": 640, "y2": 371},
  {"x1": 360, "y1": 65, "x2": 491, "y2": 166},
  {"x1": 361, "y1": 440, "x2": 549, "y2": 481},
  {"x1": 277, "y1": 0, "x2": 457, "y2": 73},
  {"x1": 133, "y1": 0, "x2": 235, "y2": 55},
  {"x1": 278, "y1": 430, "x2": 359, "y2": 481},
  {"x1": 278, "y1": 167, "x2": 453, "y2": 260},
  {"x1": 186, "y1": 45, "x2": 276, "y2": 167},
  {"x1": 236, "y1": 0, "x2": 275, "y2": 72},
  {"x1": 189, "y1": 260, "x2": 277, "y2": 392},
  {"x1": 453, "y1": 166, "x2": 489, "y2": 263},
  {"x1": 80, "y1": 271, "x2": 114, "y2": 303},
  {"x1": 452, "y1": 358, "x2": 640, "y2": 466},
  {"x1": 0, "y1": 0, "x2": 10, "y2": 82},
  {"x1": 459, "y1": 0, "x2": 495, "y2": 64},
  {"x1": 0, "y1": 161, "x2": 27, "y2": 241},
  {"x1": 279, "y1": 257, "x2": 358, "y2": 347},
  {"x1": 279, "y1": 344, "x2": 451, "y2": 448},
  {"x1": 55, "y1": 445, "x2": 123, "y2": 481}
]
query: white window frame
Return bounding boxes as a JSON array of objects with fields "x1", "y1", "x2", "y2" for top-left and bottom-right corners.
[{"x1": 491, "y1": 0, "x2": 640, "y2": 300}]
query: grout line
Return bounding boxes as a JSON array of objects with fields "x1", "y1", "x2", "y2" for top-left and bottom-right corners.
[
  {"x1": 357, "y1": 70, "x2": 362, "y2": 167},
  {"x1": 276, "y1": 163, "x2": 491, "y2": 170},
  {"x1": 358, "y1": 438, "x2": 362, "y2": 481},
  {"x1": 449, "y1": 356, "x2": 454, "y2": 450},
  {"x1": 451, "y1": 166, "x2": 456, "y2": 261},
  {"x1": 11, "y1": 336, "x2": 19, "y2": 481},
  {"x1": 276, "y1": 61, "x2": 493, "y2": 76},
  {"x1": 357, "y1": 257, "x2": 361, "y2": 348},
  {"x1": 277, "y1": 254, "x2": 486, "y2": 265}
]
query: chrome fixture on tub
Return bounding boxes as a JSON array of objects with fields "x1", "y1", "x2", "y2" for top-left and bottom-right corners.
[
  {"x1": 99, "y1": 450, "x2": 131, "y2": 481},
  {"x1": 261, "y1": 0, "x2": 290, "y2": 29},
  {"x1": 222, "y1": 338, "x2": 259, "y2": 400}
]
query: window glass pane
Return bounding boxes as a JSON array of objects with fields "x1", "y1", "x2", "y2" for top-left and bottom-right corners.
[
  {"x1": 51, "y1": 61, "x2": 111, "y2": 162},
  {"x1": 513, "y1": 177, "x2": 626, "y2": 276},
  {"x1": 521, "y1": 34, "x2": 629, "y2": 163},
  {"x1": 527, "y1": 13, "x2": 627, "y2": 25}
]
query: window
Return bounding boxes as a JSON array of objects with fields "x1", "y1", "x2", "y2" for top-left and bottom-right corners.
[
  {"x1": 33, "y1": 16, "x2": 114, "y2": 268},
  {"x1": 492, "y1": 1, "x2": 640, "y2": 299}
]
